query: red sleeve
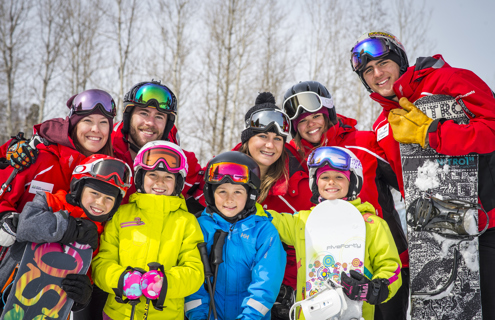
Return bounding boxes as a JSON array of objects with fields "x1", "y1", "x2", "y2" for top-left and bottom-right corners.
[
  {"x1": 181, "y1": 149, "x2": 205, "y2": 206},
  {"x1": 428, "y1": 69, "x2": 495, "y2": 155},
  {"x1": 0, "y1": 139, "x2": 13, "y2": 159}
]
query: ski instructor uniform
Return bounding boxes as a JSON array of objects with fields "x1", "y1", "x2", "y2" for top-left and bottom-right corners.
[{"x1": 350, "y1": 30, "x2": 495, "y2": 319}]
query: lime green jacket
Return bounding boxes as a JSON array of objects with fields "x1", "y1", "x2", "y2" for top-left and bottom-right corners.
[
  {"x1": 92, "y1": 193, "x2": 204, "y2": 320},
  {"x1": 268, "y1": 198, "x2": 402, "y2": 320}
]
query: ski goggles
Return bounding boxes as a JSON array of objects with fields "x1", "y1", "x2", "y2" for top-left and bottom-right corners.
[
  {"x1": 125, "y1": 83, "x2": 176, "y2": 114},
  {"x1": 307, "y1": 147, "x2": 351, "y2": 171},
  {"x1": 206, "y1": 162, "x2": 251, "y2": 185},
  {"x1": 136, "y1": 147, "x2": 186, "y2": 173},
  {"x1": 73, "y1": 159, "x2": 132, "y2": 189},
  {"x1": 283, "y1": 92, "x2": 334, "y2": 120},
  {"x1": 70, "y1": 90, "x2": 117, "y2": 117},
  {"x1": 246, "y1": 109, "x2": 290, "y2": 137},
  {"x1": 350, "y1": 37, "x2": 391, "y2": 72}
]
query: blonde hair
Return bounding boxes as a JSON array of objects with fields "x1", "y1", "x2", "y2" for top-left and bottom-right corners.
[{"x1": 239, "y1": 142, "x2": 288, "y2": 203}]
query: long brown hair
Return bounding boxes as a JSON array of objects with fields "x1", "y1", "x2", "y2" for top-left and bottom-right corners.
[
  {"x1": 239, "y1": 141, "x2": 288, "y2": 203},
  {"x1": 70, "y1": 123, "x2": 113, "y2": 157}
]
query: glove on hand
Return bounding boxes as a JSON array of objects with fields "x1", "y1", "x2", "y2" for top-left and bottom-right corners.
[
  {"x1": 341, "y1": 270, "x2": 389, "y2": 305},
  {"x1": 61, "y1": 274, "x2": 93, "y2": 306},
  {"x1": 140, "y1": 270, "x2": 164, "y2": 299},
  {"x1": 388, "y1": 97, "x2": 433, "y2": 149},
  {"x1": 59, "y1": 217, "x2": 98, "y2": 250},
  {"x1": 0, "y1": 213, "x2": 19, "y2": 247},
  {"x1": 123, "y1": 270, "x2": 143, "y2": 299},
  {"x1": 7, "y1": 139, "x2": 38, "y2": 171}
]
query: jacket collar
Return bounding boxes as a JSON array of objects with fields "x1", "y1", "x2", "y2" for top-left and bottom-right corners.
[
  {"x1": 201, "y1": 202, "x2": 270, "y2": 230},
  {"x1": 129, "y1": 192, "x2": 188, "y2": 213}
]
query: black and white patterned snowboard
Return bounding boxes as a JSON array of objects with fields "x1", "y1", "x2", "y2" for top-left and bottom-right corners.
[{"x1": 400, "y1": 94, "x2": 482, "y2": 319}]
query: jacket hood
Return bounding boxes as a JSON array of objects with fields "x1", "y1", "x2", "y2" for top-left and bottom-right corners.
[
  {"x1": 348, "y1": 197, "x2": 376, "y2": 215},
  {"x1": 35, "y1": 117, "x2": 77, "y2": 150},
  {"x1": 369, "y1": 54, "x2": 450, "y2": 112},
  {"x1": 129, "y1": 192, "x2": 188, "y2": 213},
  {"x1": 394, "y1": 54, "x2": 450, "y2": 99}
]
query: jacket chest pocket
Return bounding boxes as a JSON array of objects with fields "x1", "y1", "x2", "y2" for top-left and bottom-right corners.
[{"x1": 120, "y1": 225, "x2": 149, "y2": 263}]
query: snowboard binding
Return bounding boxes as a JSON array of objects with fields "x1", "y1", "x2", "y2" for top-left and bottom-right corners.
[
  {"x1": 289, "y1": 279, "x2": 364, "y2": 320},
  {"x1": 406, "y1": 192, "x2": 488, "y2": 239}
]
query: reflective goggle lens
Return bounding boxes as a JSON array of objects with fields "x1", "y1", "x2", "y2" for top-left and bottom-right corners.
[
  {"x1": 308, "y1": 147, "x2": 351, "y2": 171},
  {"x1": 207, "y1": 162, "x2": 250, "y2": 184},
  {"x1": 72, "y1": 90, "x2": 116, "y2": 117},
  {"x1": 141, "y1": 148, "x2": 182, "y2": 171},
  {"x1": 91, "y1": 160, "x2": 131, "y2": 187},
  {"x1": 351, "y1": 38, "x2": 390, "y2": 71},
  {"x1": 249, "y1": 110, "x2": 290, "y2": 136},
  {"x1": 283, "y1": 92, "x2": 323, "y2": 120},
  {"x1": 131, "y1": 83, "x2": 176, "y2": 112}
]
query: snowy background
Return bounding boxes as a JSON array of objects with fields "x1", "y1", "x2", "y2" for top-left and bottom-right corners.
[{"x1": 0, "y1": 0, "x2": 493, "y2": 165}]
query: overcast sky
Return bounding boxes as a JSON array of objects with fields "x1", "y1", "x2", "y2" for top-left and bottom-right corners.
[{"x1": 427, "y1": 0, "x2": 494, "y2": 88}]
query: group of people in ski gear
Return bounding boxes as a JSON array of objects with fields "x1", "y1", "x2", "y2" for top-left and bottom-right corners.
[{"x1": 0, "y1": 29, "x2": 493, "y2": 320}]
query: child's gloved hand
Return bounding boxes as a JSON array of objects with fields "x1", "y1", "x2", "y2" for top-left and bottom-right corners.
[
  {"x1": 61, "y1": 274, "x2": 93, "y2": 309},
  {"x1": 0, "y1": 212, "x2": 19, "y2": 247},
  {"x1": 140, "y1": 270, "x2": 164, "y2": 299},
  {"x1": 59, "y1": 217, "x2": 98, "y2": 250},
  {"x1": 123, "y1": 270, "x2": 143, "y2": 299},
  {"x1": 340, "y1": 270, "x2": 389, "y2": 305}
]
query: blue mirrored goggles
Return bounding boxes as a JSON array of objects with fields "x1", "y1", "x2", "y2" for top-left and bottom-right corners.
[
  {"x1": 307, "y1": 147, "x2": 351, "y2": 171},
  {"x1": 350, "y1": 37, "x2": 391, "y2": 72}
]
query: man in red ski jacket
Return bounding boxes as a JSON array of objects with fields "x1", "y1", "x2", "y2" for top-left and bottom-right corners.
[
  {"x1": 350, "y1": 30, "x2": 495, "y2": 319},
  {"x1": 113, "y1": 80, "x2": 205, "y2": 210}
]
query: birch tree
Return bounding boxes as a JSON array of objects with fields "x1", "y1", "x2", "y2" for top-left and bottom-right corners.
[
  {"x1": 0, "y1": 0, "x2": 32, "y2": 140},
  {"x1": 35, "y1": 0, "x2": 65, "y2": 123}
]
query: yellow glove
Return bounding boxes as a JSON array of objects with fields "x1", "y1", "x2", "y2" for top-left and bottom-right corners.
[{"x1": 388, "y1": 97, "x2": 433, "y2": 148}]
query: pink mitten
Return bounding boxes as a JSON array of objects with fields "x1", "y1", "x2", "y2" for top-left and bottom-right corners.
[
  {"x1": 123, "y1": 270, "x2": 143, "y2": 299},
  {"x1": 140, "y1": 270, "x2": 164, "y2": 299}
]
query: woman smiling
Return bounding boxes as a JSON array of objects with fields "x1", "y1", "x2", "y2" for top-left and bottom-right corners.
[{"x1": 234, "y1": 92, "x2": 313, "y2": 319}]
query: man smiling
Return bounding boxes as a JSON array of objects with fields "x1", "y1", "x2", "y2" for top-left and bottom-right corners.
[
  {"x1": 112, "y1": 80, "x2": 204, "y2": 207},
  {"x1": 350, "y1": 30, "x2": 495, "y2": 320}
]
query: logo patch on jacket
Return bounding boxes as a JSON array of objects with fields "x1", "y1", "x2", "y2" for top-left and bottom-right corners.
[{"x1": 120, "y1": 217, "x2": 145, "y2": 228}]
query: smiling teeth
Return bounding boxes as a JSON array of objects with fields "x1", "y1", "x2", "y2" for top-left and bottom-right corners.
[
  {"x1": 87, "y1": 137, "x2": 101, "y2": 141},
  {"x1": 378, "y1": 79, "x2": 387, "y2": 85},
  {"x1": 91, "y1": 207, "x2": 103, "y2": 213},
  {"x1": 260, "y1": 151, "x2": 274, "y2": 156},
  {"x1": 142, "y1": 130, "x2": 154, "y2": 135},
  {"x1": 309, "y1": 129, "x2": 319, "y2": 134}
]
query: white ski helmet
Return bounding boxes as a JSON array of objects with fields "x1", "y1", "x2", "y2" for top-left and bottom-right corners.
[
  {"x1": 133, "y1": 140, "x2": 188, "y2": 195},
  {"x1": 307, "y1": 146, "x2": 363, "y2": 203}
]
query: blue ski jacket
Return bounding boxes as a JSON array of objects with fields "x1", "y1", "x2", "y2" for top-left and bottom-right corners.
[{"x1": 185, "y1": 203, "x2": 286, "y2": 320}]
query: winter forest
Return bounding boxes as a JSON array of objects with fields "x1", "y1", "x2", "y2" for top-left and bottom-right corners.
[{"x1": 0, "y1": 0, "x2": 434, "y2": 164}]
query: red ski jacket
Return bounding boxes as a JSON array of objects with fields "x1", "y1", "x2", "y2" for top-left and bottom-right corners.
[
  {"x1": 290, "y1": 115, "x2": 409, "y2": 267},
  {"x1": 232, "y1": 142, "x2": 314, "y2": 289},
  {"x1": 0, "y1": 120, "x2": 85, "y2": 216},
  {"x1": 372, "y1": 55, "x2": 495, "y2": 231},
  {"x1": 111, "y1": 121, "x2": 205, "y2": 206}
]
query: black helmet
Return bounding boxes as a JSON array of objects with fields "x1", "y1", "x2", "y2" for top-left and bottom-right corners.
[
  {"x1": 283, "y1": 81, "x2": 338, "y2": 135},
  {"x1": 122, "y1": 80, "x2": 177, "y2": 152},
  {"x1": 204, "y1": 151, "x2": 261, "y2": 222},
  {"x1": 350, "y1": 31, "x2": 409, "y2": 93}
]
